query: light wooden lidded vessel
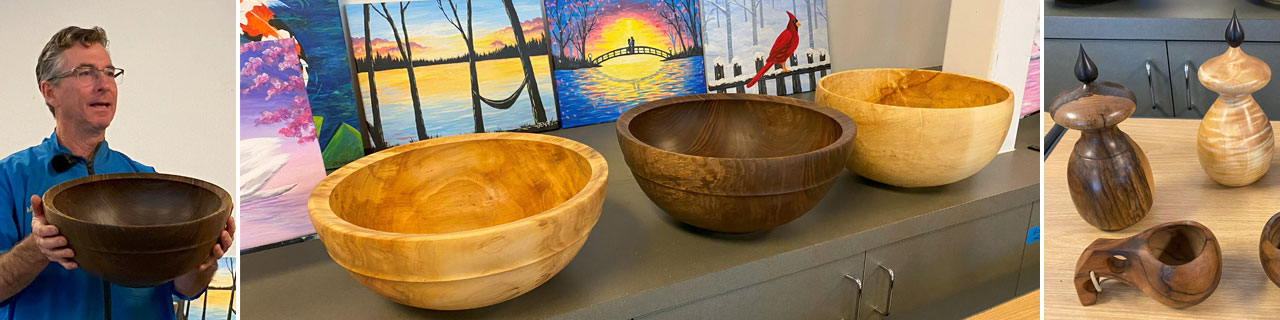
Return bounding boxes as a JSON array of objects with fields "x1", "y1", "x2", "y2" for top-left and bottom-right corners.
[
  {"x1": 1197, "y1": 11, "x2": 1275, "y2": 186},
  {"x1": 816, "y1": 69, "x2": 1013, "y2": 187},
  {"x1": 308, "y1": 133, "x2": 608, "y2": 310}
]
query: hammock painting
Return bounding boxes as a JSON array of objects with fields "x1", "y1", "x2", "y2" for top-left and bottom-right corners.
[{"x1": 346, "y1": 0, "x2": 559, "y2": 148}]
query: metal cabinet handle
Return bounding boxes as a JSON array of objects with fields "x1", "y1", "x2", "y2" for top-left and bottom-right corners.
[
  {"x1": 873, "y1": 265, "x2": 895, "y2": 317},
  {"x1": 844, "y1": 274, "x2": 863, "y2": 319},
  {"x1": 1145, "y1": 60, "x2": 1162, "y2": 112},
  {"x1": 1184, "y1": 61, "x2": 1197, "y2": 111}
]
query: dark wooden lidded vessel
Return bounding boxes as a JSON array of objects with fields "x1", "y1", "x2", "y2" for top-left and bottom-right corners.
[
  {"x1": 42, "y1": 173, "x2": 232, "y2": 287},
  {"x1": 1048, "y1": 46, "x2": 1154, "y2": 231},
  {"x1": 1074, "y1": 221, "x2": 1222, "y2": 308},
  {"x1": 616, "y1": 94, "x2": 856, "y2": 233}
]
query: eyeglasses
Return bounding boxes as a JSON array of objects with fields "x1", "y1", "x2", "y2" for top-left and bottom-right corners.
[{"x1": 50, "y1": 66, "x2": 124, "y2": 85}]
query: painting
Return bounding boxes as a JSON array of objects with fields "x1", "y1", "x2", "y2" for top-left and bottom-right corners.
[
  {"x1": 176, "y1": 256, "x2": 238, "y2": 319},
  {"x1": 239, "y1": 38, "x2": 328, "y2": 250},
  {"x1": 240, "y1": 0, "x2": 365, "y2": 170},
  {"x1": 345, "y1": 0, "x2": 559, "y2": 148},
  {"x1": 701, "y1": 0, "x2": 830, "y2": 96},
  {"x1": 545, "y1": 0, "x2": 708, "y2": 128}
]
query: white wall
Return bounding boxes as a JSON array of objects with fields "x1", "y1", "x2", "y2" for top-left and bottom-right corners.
[
  {"x1": 0, "y1": 1, "x2": 236, "y2": 193},
  {"x1": 828, "y1": 0, "x2": 954, "y2": 70}
]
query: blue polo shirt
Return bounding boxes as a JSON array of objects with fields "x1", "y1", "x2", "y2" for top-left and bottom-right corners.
[{"x1": 0, "y1": 132, "x2": 199, "y2": 320}]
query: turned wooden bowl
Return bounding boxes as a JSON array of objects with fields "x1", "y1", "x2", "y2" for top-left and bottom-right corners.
[
  {"x1": 616, "y1": 94, "x2": 855, "y2": 233},
  {"x1": 1263, "y1": 212, "x2": 1280, "y2": 288},
  {"x1": 308, "y1": 133, "x2": 608, "y2": 310},
  {"x1": 816, "y1": 69, "x2": 1014, "y2": 187},
  {"x1": 42, "y1": 173, "x2": 232, "y2": 287},
  {"x1": 1074, "y1": 221, "x2": 1222, "y2": 308}
]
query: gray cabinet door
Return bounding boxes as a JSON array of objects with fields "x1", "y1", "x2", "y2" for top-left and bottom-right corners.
[
  {"x1": 1168, "y1": 41, "x2": 1280, "y2": 120},
  {"x1": 1016, "y1": 201, "x2": 1040, "y2": 295},
  {"x1": 639, "y1": 254, "x2": 866, "y2": 320},
  {"x1": 857, "y1": 204, "x2": 1034, "y2": 320},
  {"x1": 1044, "y1": 39, "x2": 1175, "y2": 118}
]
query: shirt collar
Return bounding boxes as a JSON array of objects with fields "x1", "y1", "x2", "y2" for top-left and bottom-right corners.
[{"x1": 42, "y1": 130, "x2": 110, "y2": 162}]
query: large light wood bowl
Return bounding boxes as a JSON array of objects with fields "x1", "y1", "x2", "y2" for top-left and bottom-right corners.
[
  {"x1": 616, "y1": 94, "x2": 856, "y2": 233},
  {"x1": 308, "y1": 133, "x2": 608, "y2": 310},
  {"x1": 817, "y1": 69, "x2": 1014, "y2": 187},
  {"x1": 42, "y1": 173, "x2": 231, "y2": 287}
]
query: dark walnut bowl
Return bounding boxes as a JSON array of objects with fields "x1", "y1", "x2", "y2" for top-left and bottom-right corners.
[
  {"x1": 42, "y1": 173, "x2": 231, "y2": 288},
  {"x1": 1263, "y1": 212, "x2": 1280, "y2": 288},
  {"x1": 308, "y1": 132, "x2": 608, "y2": 310},
  {"x1": 617, "y1": 93, "x2": 856, "y2": 233}
]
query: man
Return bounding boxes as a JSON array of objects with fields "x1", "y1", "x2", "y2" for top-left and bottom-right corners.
[{"x1": 0, "y1": 26, "x2": 235, "y2": 319}]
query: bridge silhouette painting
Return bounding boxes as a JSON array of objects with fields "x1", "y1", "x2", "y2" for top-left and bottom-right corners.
[
  {"x1": 346, "y1": 0, "x2": 559, "y2": 148},
  {"x1": 546, "y1": 0, "x2": 708, "y2": 128}
]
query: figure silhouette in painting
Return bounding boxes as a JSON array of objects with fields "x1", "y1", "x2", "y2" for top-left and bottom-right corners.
[{"x1": 628, "y1": 37, "x2": 634, "y2": 53}]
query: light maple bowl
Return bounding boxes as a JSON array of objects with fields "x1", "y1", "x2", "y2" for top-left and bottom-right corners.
[
  {"x1": 617, "y1": 94, "x2": 856, "y2": 233},
  {"x1": 817, "y1": 69, "x2": 1014, "y2": 187},
  {"x1": 308, "y1": 133, "x2": 608, "y2": 310},
  {"x1": 42, "y1": 173, "x2": 231, "y2": 287}
]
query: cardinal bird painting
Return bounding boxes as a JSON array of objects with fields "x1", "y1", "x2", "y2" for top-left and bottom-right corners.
[
  {"x1": 746, "y1": 11, "x2": 800, "y2": 88},
  {"x1": 702, "y1": 0, "x2": 831, "y2": 96}
]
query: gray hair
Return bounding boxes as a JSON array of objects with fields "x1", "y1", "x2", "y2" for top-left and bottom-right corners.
[{"x1": 36, "y1": 26, "x2": 110, "y2": 114}]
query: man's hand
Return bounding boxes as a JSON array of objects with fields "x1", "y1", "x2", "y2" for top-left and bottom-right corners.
[
  {"x1": 198, "y1": 214, "x2": 235, "y2": 272},
  {"x1": 29, "y1": 195, "x2": 75, "y2": 270},
  {"x1": 175, "y1": 214, "x2": 234, "y2": 298}
]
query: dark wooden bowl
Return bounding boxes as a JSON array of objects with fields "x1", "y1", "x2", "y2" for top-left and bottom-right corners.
[
  {"x1": 42, "y1": 173, "x2": 231, "y2": 288},
  {"x1": 1263, "y1": 212, "x2": 1280, "y2": 288},
  {"x1": 616, "y1": 94, "x2": 856, "y2": 233}
]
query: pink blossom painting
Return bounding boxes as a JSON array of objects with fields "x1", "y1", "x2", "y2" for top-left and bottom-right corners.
[{"x1": 239, "y1": 38, "x2": 328, "y2": 251}]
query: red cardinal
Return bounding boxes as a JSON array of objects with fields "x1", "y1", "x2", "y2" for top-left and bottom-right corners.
[{"x1": 747, "y1": 11, "x2": 801, "y2": 88}]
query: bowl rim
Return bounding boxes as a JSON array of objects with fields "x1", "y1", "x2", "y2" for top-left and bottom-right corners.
[
  {"x1": 308, "y1": 132, "x2": 608, "y2": 240},
  {"x1": 42, "y1": 173, "x2": 232, "y2": 230},
  {"x1": 1264, "y1": 212, "x2": 1280, "y2": 250},
  {"x1": 616, "y1": 93, "x2": 856, "y2": 162},
  {"x1": 816, "y1": 68, "x2": 1014, "y2": 110}
]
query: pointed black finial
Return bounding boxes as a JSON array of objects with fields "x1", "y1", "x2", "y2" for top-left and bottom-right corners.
[
  {"x1": 1227, "y1": 10, "x2": 1244, "y2": 47},
  {"x1": 1075, "y1": 45, "x2": 1098, "y2": 84}
]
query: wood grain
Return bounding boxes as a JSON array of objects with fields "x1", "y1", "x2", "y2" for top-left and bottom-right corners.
[
  {"x1": 1262, "y1": 212, "x2": 1280, "y2": 288},
  {"x1": 816, "y1": 68, "x2": 1013, "y2": 187},
  {"x1": 1073, "y1": 221, "x2": 1221, "y2": 308},
  {"x1": 42, "y1": 173, "x2": 232, "y2": 288},
  {"x1": 1197, "y1": 46, "x2": 1275, "y2": 187},
  {"x1": 1046, "y1": 118, "x2": 1280, "y2": 318},
  {"x1": 1049, "y1": 75, "x2": 1154, "y2": 231},
  {"x1": 966, "y1": 290, "x2": 1040, "y2": 320},
  {"x1": 615, "y1": 93, "x2": 855, "y2": 233},
  {"x1": 308, "y1": 132, "x2": 609, "y2": 310}
]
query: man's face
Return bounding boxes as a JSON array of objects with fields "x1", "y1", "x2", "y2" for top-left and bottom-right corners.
[{"x1": 41, "y1": 43, "x2": 117, "y2": 132}]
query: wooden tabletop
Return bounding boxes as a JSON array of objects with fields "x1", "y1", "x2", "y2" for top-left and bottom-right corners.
[
  {"x1": 1045, "y1": 118, "x2": 1280, "y2": 318},
  {"x1": 968, "y1": 290, "x2": 1040, "y2": 320}
]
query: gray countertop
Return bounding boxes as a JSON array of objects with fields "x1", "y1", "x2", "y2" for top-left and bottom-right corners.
[
  {"x1": 241, "y1": 105, "x2": 1042, "y2": 319},
  {"x1": 1045, "y1": 0, "x2": 1280, "y2": 41}
]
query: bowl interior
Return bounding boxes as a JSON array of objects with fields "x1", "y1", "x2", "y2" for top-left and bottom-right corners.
[
  {"x1": 1146, "y1": 225, "x2": 1208, "y2": 266},
  {"x1": 329, "y1": 139, "x2": 592, "y2": 234},
  {"x1": 629, "y1": 99, "x2": 842, "y2": 158},
  {"x1": 821, "y1": 70, "x2": 1009, "y2": 109},
  {"x1": 51, "y1": 178, "x2": 222, "y2": 227},
  {"x1": 1269, "y1": 221, "x2": 1280, "y2": 249}
]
